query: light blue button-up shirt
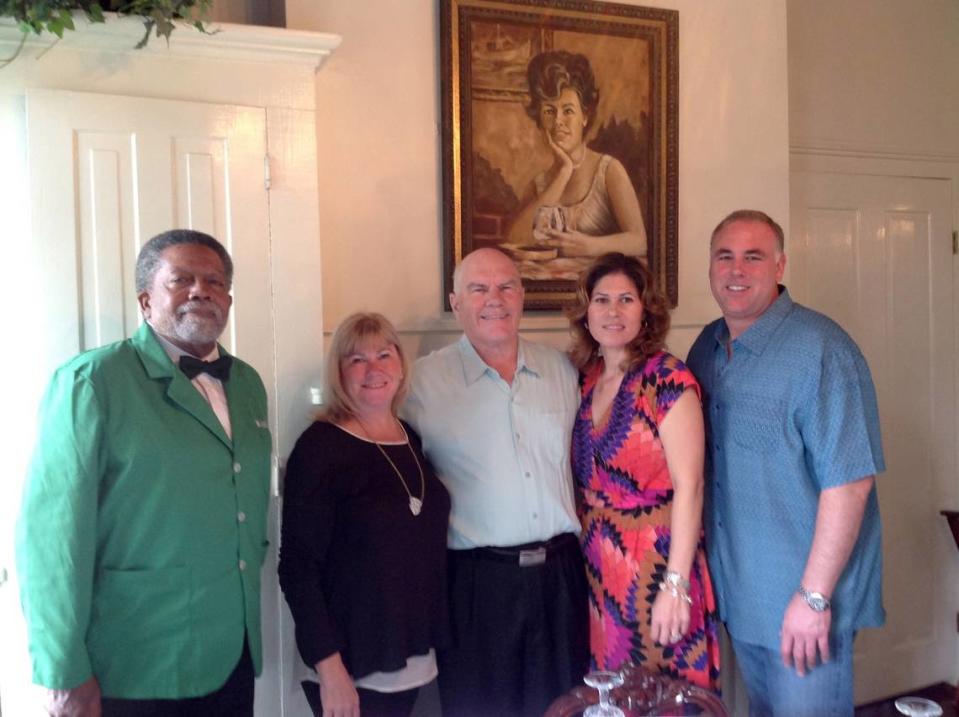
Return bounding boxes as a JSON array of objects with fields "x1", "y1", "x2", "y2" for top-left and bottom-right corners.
[
  {"x1": 687, "y1": 287, "x2": 885, "y2": 649},
  {"x1": 403, "y1": 335, "x2": 580, "y2": 549}
]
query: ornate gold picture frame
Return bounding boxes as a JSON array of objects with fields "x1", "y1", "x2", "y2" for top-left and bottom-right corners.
[{"x1": 441, "y1": 0, "x2": 679, "y2": 309}]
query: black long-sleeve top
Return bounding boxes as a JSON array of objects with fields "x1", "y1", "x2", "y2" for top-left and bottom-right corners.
[{"x1": 278, "y1": 420, "x2": 451, "y2": 679}]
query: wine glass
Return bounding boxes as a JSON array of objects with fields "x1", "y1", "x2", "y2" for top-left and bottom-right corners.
[
  {"x1": 532, "y1": 205, "x2": 567, "y2": 244},
  {"x1": 894, "y1": 696, "x2": 943, "y2": 717},
  {"x1": 583, "y1": 670, "x2": 626, "y2": 717}
]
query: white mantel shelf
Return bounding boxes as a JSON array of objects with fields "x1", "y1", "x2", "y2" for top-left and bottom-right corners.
[{"x1": 0, "y1": 14, "x2": 341, "y2": 70}]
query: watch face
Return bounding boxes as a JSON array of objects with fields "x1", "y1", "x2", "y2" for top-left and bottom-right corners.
[{"x1": 801, "y1": 588, "x2": 829, "y2": 612}]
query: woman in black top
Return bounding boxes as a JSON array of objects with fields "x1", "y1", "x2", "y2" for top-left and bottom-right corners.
[{"x1": 279, "y1": 312, "x2": 450, "y2": 717}]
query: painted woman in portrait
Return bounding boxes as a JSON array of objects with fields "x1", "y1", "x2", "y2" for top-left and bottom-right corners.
[{"x1": 507, "y1": 51, "x2": 648, "y2": 259}]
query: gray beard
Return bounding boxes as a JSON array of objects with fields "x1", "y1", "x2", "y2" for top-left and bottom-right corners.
[
  {"x1": 173, "y1": 314, "x2": 225, "y2": 347},
  {"x1": 149, "y1": 303, "x2": 228, "y2": 353}
]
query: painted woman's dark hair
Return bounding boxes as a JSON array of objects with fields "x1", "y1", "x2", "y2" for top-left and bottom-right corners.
[{"x1": 525, "y1": 51, "x2": 600, "y2": 131}]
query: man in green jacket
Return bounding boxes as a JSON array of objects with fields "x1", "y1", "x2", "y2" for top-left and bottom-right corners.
[{"x1": 16, "y1": 230, "x2": 273, "y2": 716}]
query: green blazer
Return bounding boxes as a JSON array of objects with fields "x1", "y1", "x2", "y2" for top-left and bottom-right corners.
[{"x1": 16, "y1": 323, "x2": 272, "y2": 699}]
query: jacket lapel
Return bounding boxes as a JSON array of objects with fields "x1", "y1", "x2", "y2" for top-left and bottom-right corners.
[{"x1": 132, "y1": 324, "x2": 233, "y2": 449}]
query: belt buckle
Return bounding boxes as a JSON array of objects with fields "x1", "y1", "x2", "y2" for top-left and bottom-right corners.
[{"x1": 518, "y1": 547, "x2": 547, "y2": 567}]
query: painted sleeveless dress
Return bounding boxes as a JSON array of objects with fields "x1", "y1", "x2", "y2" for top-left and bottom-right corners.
[
  {"x1": 534, "y1": 153, "x2": 618, "y2": 235},
  {"x1": 571, "y1": 351, "x2": 721, "y2": 690}
]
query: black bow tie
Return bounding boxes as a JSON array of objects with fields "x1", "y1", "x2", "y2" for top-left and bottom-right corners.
[{"x1": 179, "y1": 354, "x2": 232, "y2": 381}]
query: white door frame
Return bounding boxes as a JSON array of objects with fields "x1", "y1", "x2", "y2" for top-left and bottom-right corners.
[{"x1": 790, "y1": 149, "x2": 959, "y2": 702}]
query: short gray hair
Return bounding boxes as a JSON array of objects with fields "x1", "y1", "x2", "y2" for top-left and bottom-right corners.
[
  {"x1": 452, "y1": 258, "x2": 468, "y2": 295},
  {"x1": 135, "y1": 230, "x2": 234, "y2": 292},
  {"x1": 711, "y1": 210, "x2": 785, "y2": 252}
]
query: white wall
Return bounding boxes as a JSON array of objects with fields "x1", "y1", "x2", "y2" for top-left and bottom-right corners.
[
  {"x1": 787, "y1": 0, "x2": 959, "y2": 699},
  {"x1": 787, "y1": 0, "x2": 959, "y2": 158},
  {"x1": 286, "y1": 0, "x2": 790, "y2": 359},
  {"x1": 280, "y1": 3, "x2": 785, "y2": 712}
]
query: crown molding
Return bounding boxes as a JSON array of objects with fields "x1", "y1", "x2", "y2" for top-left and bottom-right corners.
[{"x1": 790, "y1": 137, "x2": 959, "y2": 165}]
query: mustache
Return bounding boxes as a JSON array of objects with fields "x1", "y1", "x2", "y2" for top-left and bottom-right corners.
[{"x1": 177, "y1": 301, "x2": 224, "y2": 321}]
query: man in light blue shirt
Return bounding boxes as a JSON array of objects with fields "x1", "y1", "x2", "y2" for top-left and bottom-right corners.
[
  {"x1": 404, "y1": 248, "x2": 587, "y2": 717},
  {"x1": 687, "y1": 210, "x2": 885, "y2": 716}
]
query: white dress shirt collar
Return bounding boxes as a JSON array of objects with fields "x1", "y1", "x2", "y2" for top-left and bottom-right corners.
[
  {"x1": 152, "y1": 330, "x2": 221, "y2": 363},
  {"x1": 457, "y1": 335, "x2": 542, "y2": 385},
  {"x1": 151, "y1": 329, "x2": 232, "y2": 440}
]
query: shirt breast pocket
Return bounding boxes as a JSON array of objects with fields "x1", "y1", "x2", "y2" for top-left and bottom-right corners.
[
  {"x1": 727, "y1": 394, "x2": 787, "y2": 455},
  {"x1": 530, "y1": 406, "x2": 572, "y2": 464}
]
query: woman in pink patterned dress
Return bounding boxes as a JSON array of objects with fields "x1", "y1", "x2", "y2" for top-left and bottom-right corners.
[{"x1": 568, "y1": 252, "x2": 720, "y2": 690}]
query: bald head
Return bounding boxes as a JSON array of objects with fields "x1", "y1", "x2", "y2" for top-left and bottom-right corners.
[
  {"x1": 452, "y1": 248, "x2": 520, "y2": 295},
  {"x1": 450, "y1": 248, "x2": 524, "y2": 355}
]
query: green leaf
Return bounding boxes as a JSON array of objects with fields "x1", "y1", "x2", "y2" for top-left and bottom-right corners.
[
  {"x1": 87, "y1": 3, "x2": 105, "y2": 23},
  {"x1": 47, "y1": 19, "x2": 64, "y2": 38},
  {"x1": 58, "y1": 8, "x2": 75, "y2": 31}
]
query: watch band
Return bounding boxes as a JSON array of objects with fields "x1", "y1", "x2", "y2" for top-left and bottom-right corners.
[{"x1": 798, "y1": 586, "x2": 831, "y2": 612}]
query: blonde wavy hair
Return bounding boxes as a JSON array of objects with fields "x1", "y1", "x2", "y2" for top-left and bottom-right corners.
[{"x1": 320, "y1": 312, "x2": 409, "y2": 423}]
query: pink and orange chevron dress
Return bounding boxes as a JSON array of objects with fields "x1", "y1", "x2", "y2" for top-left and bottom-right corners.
[{"x1": 572, "y1": 351, "x2": 720, "y2": 691}]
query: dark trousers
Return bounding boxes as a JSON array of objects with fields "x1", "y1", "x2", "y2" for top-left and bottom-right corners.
[
  {"x1": 101, "y1": 637, "x2": 254, "y2": 717},
  {"x1": 438, "y1": 533, "x2": 589, "y2": 717},
  {"x1": 301, "y1": 680, "x2": 420, "y2": 717}
]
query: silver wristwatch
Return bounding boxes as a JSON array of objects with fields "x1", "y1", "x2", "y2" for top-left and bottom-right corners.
[{"x1": 798, "y1": 586, "x2": 831, "y2": 612}]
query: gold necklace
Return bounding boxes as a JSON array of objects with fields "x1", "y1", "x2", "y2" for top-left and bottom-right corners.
[{"x1": 355, "y1": 416, "x2": 425, "y2": 516}]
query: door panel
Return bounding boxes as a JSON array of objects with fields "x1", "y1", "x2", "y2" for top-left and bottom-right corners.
[
  {"x1": 790, "y1": 171, "x2": 955, "y2": 703},
  {"x1": 25, "y1": 88, "x2": 274, "y2": 364},
  {"x1": 0, "y1": 89, "x2": 279, "y2": 716},
  {"x1": 77, "y1": 132, "x2": 139, "y2": 347}
]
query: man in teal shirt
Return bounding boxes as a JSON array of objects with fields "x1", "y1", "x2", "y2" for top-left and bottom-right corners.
[
  {"x1": 17, "y1": 230, "x2": 272, "y2": 716},
  {"x1": 687, "y1": 210, "x2": 884, "y2": 716}
]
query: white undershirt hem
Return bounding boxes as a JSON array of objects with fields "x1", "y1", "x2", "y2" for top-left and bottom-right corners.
[{"x1": 299, "y1": 649, "x2": 437, "y2": 693}]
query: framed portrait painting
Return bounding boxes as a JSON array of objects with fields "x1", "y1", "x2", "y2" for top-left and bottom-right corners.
[{"x1": 441, "y1": 0, "x2": 679, "y2": 309}]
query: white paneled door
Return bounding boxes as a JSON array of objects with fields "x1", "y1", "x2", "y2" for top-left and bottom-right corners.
[
  {"x1": 0, "y1": 89, "x2": 281, "y2": 715},
  {"x1": 790, "y1": 170, "x2": 956, "y2": 703},
  {"x1": 26, "y1": 88, "x2": 273, "y2": 368}
]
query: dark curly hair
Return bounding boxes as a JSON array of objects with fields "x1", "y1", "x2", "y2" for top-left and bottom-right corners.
[
  {"x1": 568, "y1": 253, "x2": 671, "y2": 372},
  {"x1": 525, "y1": 51, "x2": 600, "y2": 132}
]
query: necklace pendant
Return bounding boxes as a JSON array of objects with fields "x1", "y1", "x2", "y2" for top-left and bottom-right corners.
[{"x1": 409, "y1": 497, "x2": 423, "y2": 516}]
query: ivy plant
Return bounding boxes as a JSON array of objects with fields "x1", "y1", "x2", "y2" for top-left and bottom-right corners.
[{"x1": 1, "y1": 0, "x2": 214, "y2": 52}]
